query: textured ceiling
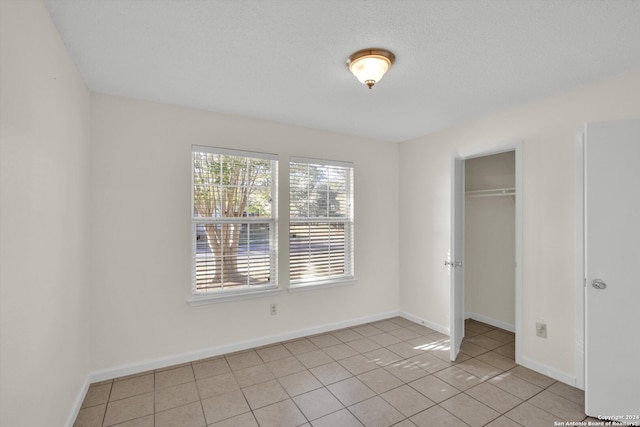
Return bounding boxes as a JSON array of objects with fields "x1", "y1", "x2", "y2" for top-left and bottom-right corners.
[{"x1": 43, "y1": 0, "x2": 640, "y2": 143}]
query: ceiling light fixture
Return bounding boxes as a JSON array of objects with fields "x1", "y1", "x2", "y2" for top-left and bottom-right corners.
[{"x1": 347, "y1": 48, "x2": 395, "y2": 89}]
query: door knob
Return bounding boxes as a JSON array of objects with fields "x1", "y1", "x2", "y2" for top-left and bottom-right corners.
[{"x1": 591, "y1": 279, "x2": 607, "y2": 290}]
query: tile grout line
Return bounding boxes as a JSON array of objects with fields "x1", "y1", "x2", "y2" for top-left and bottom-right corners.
[{"x1": 193, "y1": 360, "x2": 209, "y2": 427}]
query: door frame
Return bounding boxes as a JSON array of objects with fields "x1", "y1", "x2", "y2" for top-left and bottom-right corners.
[
  {"x1": 574, "y1": 130, "x2": 586, "y2": 390},
  {"x1": 450, "y1": 142, "x2": 523, "y2": 364}
]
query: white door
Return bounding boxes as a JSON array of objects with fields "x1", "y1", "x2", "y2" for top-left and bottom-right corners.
[
  {"x1": 585, "y1": 118, "x2": 640, "y2": 418},
  {"x1": 450, "y1": 155, "x2": 465, "y2": 361}
]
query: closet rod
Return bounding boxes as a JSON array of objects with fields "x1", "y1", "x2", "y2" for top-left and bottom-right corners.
[{"x1": 466, "y1": 187, "x2": 516, "y2": 198}]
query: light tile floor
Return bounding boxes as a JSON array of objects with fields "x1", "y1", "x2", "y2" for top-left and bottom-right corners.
[{"x1": 74, "y1": 318, "x2": 596, "y2": 427}]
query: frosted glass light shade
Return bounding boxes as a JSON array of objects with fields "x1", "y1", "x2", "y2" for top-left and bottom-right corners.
[{"x1": 347, "y1": 48, "x2": 395, "y2": 89}]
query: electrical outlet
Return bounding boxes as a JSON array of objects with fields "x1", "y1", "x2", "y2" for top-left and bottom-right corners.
[
  {"x1": 536, "y1": 321, "x2": 547, "y2": 338},
  {"x1": 270, "y1": 303, "x2": 277, "y2": 316}
]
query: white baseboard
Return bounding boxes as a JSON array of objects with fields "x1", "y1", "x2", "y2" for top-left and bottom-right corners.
[
  {"x1": 399, "y1": 310, "x2": 449, "y2": 336},
  {"x1": 65, "y1": 375, "x2": 91, "y2": 427},
  {"x1": 66, "y1": 309, "x2": 577, "y2": 427},
  {"x1": 465, "y1": 313, "x2": 576, "y2": 388},
  {"x1": 465, "y1": 312, "x2": 515, "y2": 333},
  {"x1": 397, "y1": 311, "x2": 575, "y2": 389},
  {"x1": 88, "y1": 310, "x2": 400, "y2": 383},
  {"x1": 517, "y1": 355, "x2": 576, "y2": 387},
  {"x1": 65, "y1": 310, "x2": 401, "y2": 426}
]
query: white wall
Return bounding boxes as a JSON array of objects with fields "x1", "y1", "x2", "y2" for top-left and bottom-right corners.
[
  {"x1": 399, "y1": 71, "x2": 640, "y2": 384},
  {"x1": 465, "y1": 152, "x2": 516, "y2": 328},
  {"x1": 89, "y1": 94, "x2": 400, "y2": 372},
  {"x1": 0, "y1": 1, "x2": 91, "y2": 426}
]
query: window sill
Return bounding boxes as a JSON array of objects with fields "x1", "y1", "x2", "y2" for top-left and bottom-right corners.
[
  {"x1": 186, "y1": 286, "x2": 281, "y2": 306},
  {"x1": 288, "y1": 277, "x2": 357, "y2": 293}
]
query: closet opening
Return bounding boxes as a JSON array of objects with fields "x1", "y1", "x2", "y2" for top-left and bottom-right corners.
[{"x1": 462, "y1": 150, "x2": 516, "y2": 359}]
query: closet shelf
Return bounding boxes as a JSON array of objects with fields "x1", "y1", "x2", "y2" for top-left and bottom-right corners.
[{"x1": 466, "y1": 187, "x2": 516, "y2": 198}]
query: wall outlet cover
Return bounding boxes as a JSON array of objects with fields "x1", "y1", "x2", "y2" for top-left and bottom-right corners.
[{"x1": 536, "y1": 321, "x2": 547, "y2": 338}]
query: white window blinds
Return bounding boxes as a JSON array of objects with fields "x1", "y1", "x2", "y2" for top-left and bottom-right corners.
[
  {"x1": 192, "y1": 146, "x2": 277, "y2": 294},
  {"x1": 289, "y1": 157, "x2": 354, "y2": 285}
]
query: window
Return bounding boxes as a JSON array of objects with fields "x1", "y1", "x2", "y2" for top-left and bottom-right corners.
[
  {"x1": 289, "y1": 158, "x2": 354, "y2": 286},
  {"x1": 191, "y1": 146, "x2": 278, "y2": 302}
]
